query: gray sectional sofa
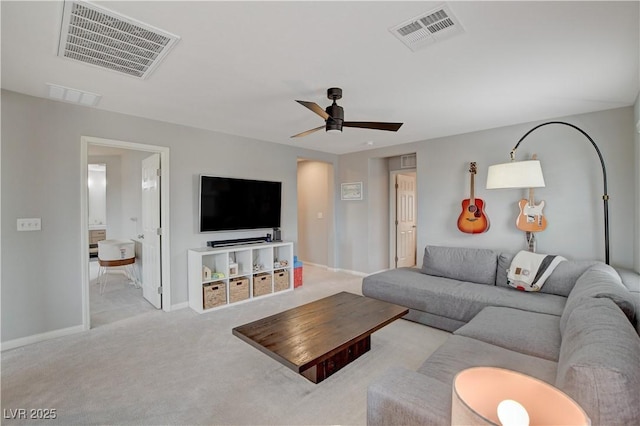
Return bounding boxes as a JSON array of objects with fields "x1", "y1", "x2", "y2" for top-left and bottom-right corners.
[{"x1": 362, "y1": 246, "x2": 640, "y2": 425}]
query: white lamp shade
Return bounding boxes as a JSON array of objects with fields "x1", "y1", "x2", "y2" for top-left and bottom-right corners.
[
  {"x1": 451, "y1": 367, "x2": 590, "y2": 426},
  {"x1": 486, "y1": 160, "x2": 545, "y2": 189}
]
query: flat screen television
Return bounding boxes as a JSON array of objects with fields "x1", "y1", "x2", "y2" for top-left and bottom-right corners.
[{"x1": 199, "y1": 175, "x2": 282, "y2": 232}]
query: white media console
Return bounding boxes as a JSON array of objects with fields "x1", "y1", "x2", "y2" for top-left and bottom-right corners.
[{"x1": 187, "y1": 241, "x2": 294, "y2": 313}]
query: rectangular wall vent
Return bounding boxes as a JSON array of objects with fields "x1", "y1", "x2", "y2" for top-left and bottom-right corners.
[
  {"x1": 389, "y1": 4, "x2": 464, "y2": 52},
  {"x1": 58, "y1": 1, "x2": 180, "y2": 79},
  {"x1": 400, "y1": 154, "x2": 417, "y2": 169},
  {"x1": 47, "y1": 83, "x2": 101, "y2": 106}
]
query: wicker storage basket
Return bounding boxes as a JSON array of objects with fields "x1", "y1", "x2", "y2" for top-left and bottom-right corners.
[
  {"x1": 253, "y1": 273, "x2": 272, "y2": 297},
  {"x1": 274, "y1": 269, "x2": 290, "y2": 292},
  {"x1": 229, "y1": 277, "x2": 250, "y2": 303},
  {"x1": 203, "y1": 281, "x2": 226, "y2": 309}
]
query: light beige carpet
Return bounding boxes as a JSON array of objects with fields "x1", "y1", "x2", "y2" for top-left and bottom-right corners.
[
  {"x1": 88, "y1": 260, "x2": 157, "y2": 328},
  {"x1": 1, "y1": 265, "x2": 450, "y2": 425}
]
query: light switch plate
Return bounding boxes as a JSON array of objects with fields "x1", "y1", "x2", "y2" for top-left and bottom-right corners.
[{"x1": 17, "y1": 218, "x2": 41, "y2": 231}]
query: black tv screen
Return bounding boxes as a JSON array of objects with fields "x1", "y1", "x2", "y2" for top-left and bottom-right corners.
[{"x1": 199, "y1": 175, "x2": 282, "y2": 232}]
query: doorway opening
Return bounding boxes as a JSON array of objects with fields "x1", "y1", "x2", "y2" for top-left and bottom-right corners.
[
  {"x1": 81, "y1": 137, "x2": 171, "y2": 330},
  {"x1": 388, "y1": 154, "x2": 417, "y2": 269}
]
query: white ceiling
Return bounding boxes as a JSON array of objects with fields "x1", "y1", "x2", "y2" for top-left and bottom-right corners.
[{"x1": 2, "y1": 1, "x2": 638, "y2": 155}]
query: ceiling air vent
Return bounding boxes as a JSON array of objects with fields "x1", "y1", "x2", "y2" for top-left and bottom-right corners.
[
  {"x1": 57, "y1": 1, "x2": 180, "y2": 79},
  {"x1": 389, "y1": 4, "x2": 464, "y2": 52}
]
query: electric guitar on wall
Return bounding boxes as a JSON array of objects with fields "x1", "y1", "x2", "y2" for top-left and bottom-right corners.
[
  {"x1": 516, "y1": 156, "x2": 548, "y2": 233},
  {"x1": 457, "y1": 162, "x2": 490, "y2": 234},
  {"x1": 516, "y1": 187, "x2": 548, "y2": 232}
]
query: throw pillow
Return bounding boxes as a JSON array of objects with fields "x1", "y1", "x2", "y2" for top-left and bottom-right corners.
[
  {"x1": 496, "y1": 252, "x2": 514, "y2": 287},
  {"x1": 421, "y1": 245, "x2": 498, "y2": 285}
]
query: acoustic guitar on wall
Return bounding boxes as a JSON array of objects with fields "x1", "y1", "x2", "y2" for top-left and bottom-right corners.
[{"x1": 457, "y1": 162, "x2": 490, "y2": 234}]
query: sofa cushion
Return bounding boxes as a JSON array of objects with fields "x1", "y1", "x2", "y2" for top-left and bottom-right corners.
[
  {"x1": 422, "y1": 245, "x2": 498, "y2": 285},
  {"x1": 367, "y1": 367, "x2": 452, "y2": 426},
  {"x1": 540, "y1": 260, "x2": 600, "y2": 297},
  {"x1": 560, "y1": 263, "x2": 636, "y2": 335},
  {"x1": 417, "y1": 335, "x2": 558, "y2": 386},
  {"x1": 556, "y1": 297, "x2": 640, "y2": 425},
  {"x1": 403, "y1": 309, "x2": 466, "y2": 332},
  {"x1": 454, "y1": 307, "x2": 561, "y2": 361},
  {"x1": 496, "y1": 252, "x2": 513, "y2": 287},
  {"x1": 362, "y1": 268, "x2": 566, "y2": 326},
  {"x1": 497, "y1": 253, "x2": 598, "y2": 297}
]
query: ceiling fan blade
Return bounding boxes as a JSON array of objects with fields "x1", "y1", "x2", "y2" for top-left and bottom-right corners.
[
  {"x1": 296, "y1": 100, "x2": 330, "y2": 120},
  {"x1": 291, "y1": 125, "x2": 325, "y2": 138},
  {"x1": 343, "y1": 122, "x2": 403, "y2": 132}
]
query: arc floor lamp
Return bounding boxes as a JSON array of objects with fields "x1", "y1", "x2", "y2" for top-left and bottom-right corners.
[{"x1": 486, "y1": 121, "x2": 610, "y2": 265}]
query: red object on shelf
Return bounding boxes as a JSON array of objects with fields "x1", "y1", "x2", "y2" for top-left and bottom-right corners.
[{"x1": 294, "y1": 266, "x2": 303, "y2": 288}]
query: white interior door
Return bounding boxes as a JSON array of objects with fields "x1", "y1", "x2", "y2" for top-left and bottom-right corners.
[
  {"x1": 396, "y1": 173, "x2": 417, "y2": 268},
  {"x1": 141, "y1": 153, "x2": 162, "y2": 308}
]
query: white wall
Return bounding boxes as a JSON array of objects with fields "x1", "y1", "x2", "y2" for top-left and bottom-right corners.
[
  {"x1": 337, "y1": 154, "x2": 370, "y2": 272},
  {"x1": 89, "y1": 149, "x2": 150, "y2": 241},
  {"x1": 88, "y1": 155, "x2": 122, "y2": 239},
  {"x1": 119, "y1": 150, "x2": 150, "y2": 240},
  {"x1": 87, "y1": 166, "x2": 106, "y2": 226},
  {"x1": 297, "y1": 160, "x2": 334, "y2": 267},
  {"x1": 635, "y1": 94, "x2": 640, "y2": 272},
  {"x1": 338, "y1": 107, "x2": 637, "y2": 273},
  {"x1": 367, "y1": 158, "x2": 390, "y2": 273},
  {"x1": 1, "y1": 90, "x2": 337, "y2": 344}
]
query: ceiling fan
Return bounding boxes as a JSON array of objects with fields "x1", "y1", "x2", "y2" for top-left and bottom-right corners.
[{"x1": 291, "y1": 88, "x2": 403, "y2": 138}]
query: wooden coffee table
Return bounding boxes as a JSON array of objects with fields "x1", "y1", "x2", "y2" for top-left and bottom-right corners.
[{"x1": 232, "y1": 291, "x2": 409, "y2": 383}]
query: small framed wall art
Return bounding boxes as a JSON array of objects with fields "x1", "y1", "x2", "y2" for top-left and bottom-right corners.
[{"x1": 341, "y1": 182, "x2": 363, "y2": 201}]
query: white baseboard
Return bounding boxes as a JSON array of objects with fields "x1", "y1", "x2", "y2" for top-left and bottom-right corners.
[
  {"x1": 1, "y1": 324, "x2": 85, "y2": 352},
  {"x1": 300, "y1": 261, "x2": 330, "y2": 270},
  {"x1": 334, "y1": 268, "x2": 369, "y2": 277},
  {"x1": 170, "y1": 301, "x2": 189, "y2": 311},
  {"x1": 301, "y1": 261, "x2": 369, "y2": 277},
  {"x1": 367, "y1": 268, "x2": 391, "y2": 276}
]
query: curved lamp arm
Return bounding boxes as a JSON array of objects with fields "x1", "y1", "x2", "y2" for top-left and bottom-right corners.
[{"x1": 511, "y1": 121, "x2": 610, "y2": 264}]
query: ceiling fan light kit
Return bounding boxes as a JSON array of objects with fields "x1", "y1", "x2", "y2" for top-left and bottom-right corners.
[
  {"x1": 325, "y1": 88, "x2": 345, "y2": 133},
  {"x1": 292, "y1": 88, "x2": 403, "y2": 138}
]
